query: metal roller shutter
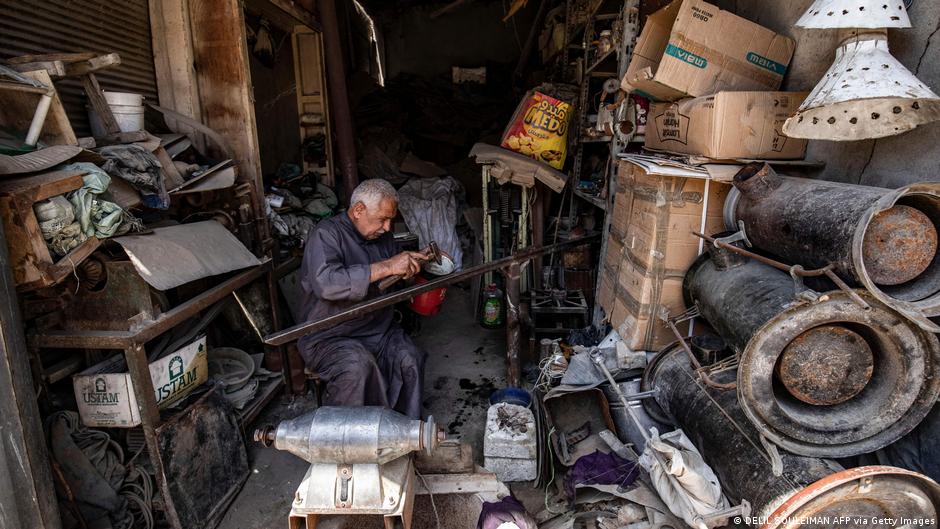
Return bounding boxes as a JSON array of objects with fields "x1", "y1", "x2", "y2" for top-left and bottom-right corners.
[{"x1": 0, "y1": 0, "x2": 159, "y2": 136}]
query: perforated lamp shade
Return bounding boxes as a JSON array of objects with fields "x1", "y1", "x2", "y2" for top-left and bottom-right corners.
[
  {"x1": 796, "y1": 0, "x2": 911, "y2": 28},
  {"x1": 782, "y1": 31, "x2": 940, "y2": 141}
]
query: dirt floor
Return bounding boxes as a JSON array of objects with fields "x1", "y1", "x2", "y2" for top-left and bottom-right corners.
[{"x1": 217, "y1": 285, "x2": 510, "y2": 529}]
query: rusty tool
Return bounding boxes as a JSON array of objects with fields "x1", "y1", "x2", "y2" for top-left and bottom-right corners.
[{"x1": 377, "y1": 241, "x2": 442, "y2": 291}]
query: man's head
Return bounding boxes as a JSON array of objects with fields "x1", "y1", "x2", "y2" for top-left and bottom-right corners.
[{"x1": 347, "y1": 179, "x2": 398, "y2": 240}]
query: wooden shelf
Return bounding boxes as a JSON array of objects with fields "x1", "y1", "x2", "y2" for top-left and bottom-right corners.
[{"x1": 585, "y1": 47, "x2": 616, "y2": 74}]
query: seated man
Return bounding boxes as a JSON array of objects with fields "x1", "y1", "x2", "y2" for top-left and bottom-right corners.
[{"x1": 298, "y1": 178, "x2": 428, "y2": 418}]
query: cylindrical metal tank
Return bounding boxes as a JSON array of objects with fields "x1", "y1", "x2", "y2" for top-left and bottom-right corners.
[
  {"x1": 723, "y1": 162, "x2": 940, "y2": 329},
  {"x1": 254, "y1": 407, "x2": 443, "y2": 464},
  {"x1": 644, "y1": 344, "x2": 940, "y2": 528},
  {"x1": 683, "y1": 245, "x2": 940, "y2": 457}
]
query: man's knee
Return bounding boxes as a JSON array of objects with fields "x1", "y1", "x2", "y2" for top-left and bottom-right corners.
[{"x1": 333, "y1": 341, "x2": 380, "y2": 378}]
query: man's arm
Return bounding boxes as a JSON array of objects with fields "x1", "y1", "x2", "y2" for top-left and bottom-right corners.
[
  {"x1": 302, "y1": 228, "x2": 425, "y2": 302},
  {"x1": 370, "y1": 251, "x2": 424, "y2": 282}
]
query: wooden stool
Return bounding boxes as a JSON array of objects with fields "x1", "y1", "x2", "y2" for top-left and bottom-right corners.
[{"x1": 303, "y1": 367, "x2": 325, "y2": 407}]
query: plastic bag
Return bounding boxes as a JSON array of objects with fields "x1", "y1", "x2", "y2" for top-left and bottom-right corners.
[
  {"x1": 500, "y1": 91, "x2": 571, "y2": 169},
  {"x1": 639, "y1": 428, "x2": 730, "y2": 529}
]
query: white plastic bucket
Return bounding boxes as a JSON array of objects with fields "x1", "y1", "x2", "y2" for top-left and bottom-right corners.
[{"x1": 87, "y1": 91, "x2": 145, "y2": 136}]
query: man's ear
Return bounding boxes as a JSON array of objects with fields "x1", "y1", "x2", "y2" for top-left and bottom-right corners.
[{"x1": 350, "y1": 201, "x2": 365, "y2": 218}]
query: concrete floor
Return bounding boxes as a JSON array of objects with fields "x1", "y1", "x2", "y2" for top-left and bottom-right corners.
[{"x1": 217, "y1": 286, "x2": 509, "y2": 529}]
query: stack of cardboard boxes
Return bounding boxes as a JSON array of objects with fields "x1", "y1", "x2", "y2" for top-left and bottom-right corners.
[{"x1": 601, "y1": 0, "x2": 808, "y2": 352}]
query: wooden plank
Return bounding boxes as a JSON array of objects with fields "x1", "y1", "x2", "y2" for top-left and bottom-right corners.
[
  {"x1": 189, "y1": 0, "x2": 267, "y2": 248},
  {"x1": 0, "y1": 70, "x2": 77, "y2": 146},
  {"x1": 64, "y1": 53, "x2": 121, "y2": 76},
  {"x1": 6, "y1": 52, "x2": 97, "y2": 65},
  {"x1": 0, "y1": 215, "x2": 62, "y2": 529},
  {"x1": 154, "y1": 146, "x2": 185, "y2": 190},
  {"x1": 149, "y1": 0, "x2": 205, "y2": 152},
  {"x1": 7, "y1": 61, "x2": 67, "y2": 77},
  {"x1": 82, "y1": 73, "x2": 120, "y2": 135},
  {"x1": 414, "y1": 469, "x2": 509, "y2": 499}
]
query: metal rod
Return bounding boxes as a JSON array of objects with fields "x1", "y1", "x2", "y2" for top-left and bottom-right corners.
[
  {"x1": 692, "y1": 231, "x2": 871, "y2": 309},
  {"x1": 504, "y1": 262, "x2": 522, "y2": 387},
  {"x1": 264, "y1": 235, "x2": 599, "y2": 346}
]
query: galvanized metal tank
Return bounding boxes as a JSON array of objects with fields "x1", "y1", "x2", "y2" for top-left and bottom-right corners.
[
  {"x1": 683, "y1": 244, "x2": 940, "y2": 457},
  {"x1": 644, "y1": 344, "x2": 940, "y2": 528},
  {"x1": 724, "y1": 162, "x2": 940, "y2": 330}
]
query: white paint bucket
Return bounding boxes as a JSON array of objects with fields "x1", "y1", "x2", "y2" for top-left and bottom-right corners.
[{"x1": 88, "y1": 91, "x2": 145, "y2": 136}]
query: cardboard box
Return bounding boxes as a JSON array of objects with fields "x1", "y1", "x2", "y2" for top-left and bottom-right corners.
[
  {"x1": 645, "y1": 92, "x2": 808, "y2": 159},
  {"x1": 599, "y1": 158, "x2": 730, "y2": 352},
  {"x1": 73, "y1": 337, "x2": 209, "y2": 427},
  {"x1": 622, "y1": 0, "x2": 795, "y2": 101}
]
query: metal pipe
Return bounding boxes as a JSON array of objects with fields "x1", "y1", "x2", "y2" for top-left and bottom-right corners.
[
  {"x1": 263, "y1": 235, "x2": 598, "y2": 346},
  {"x1": 644, "y1": 344, "x2": 940, "y2": 528},
  {"x1": 683, "y1": 244, "x2": 940, "y2": 457},
  {"x1": 504, "y1": 262, "x2": 522, "y2": 387},
  {"x1": 725, "y1": 162, "x2": 940, "y2": 330},
  {"x1": 319, "y1": 0, "x2": 359, "y2": 201},
  {"x1": 25, "y1": 92, "x2": 54, "y2": 147}
]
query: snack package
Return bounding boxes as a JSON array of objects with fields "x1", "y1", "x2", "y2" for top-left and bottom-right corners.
[{"x1": 500, "y1": 91, "x2": 571, "y2": 169}]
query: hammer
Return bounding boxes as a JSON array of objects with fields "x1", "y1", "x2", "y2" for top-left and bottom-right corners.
[{"x1": 378, "y1": 241, "x2": 442, "y2": 291}]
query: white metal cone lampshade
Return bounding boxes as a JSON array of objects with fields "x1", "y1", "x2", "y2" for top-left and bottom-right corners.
[
  {"x1": 796, "y1": 0, "x2": 911, "y2": 28},
  {"x1": 783, "y1": 31, "x2": 940, "y2": 141}
]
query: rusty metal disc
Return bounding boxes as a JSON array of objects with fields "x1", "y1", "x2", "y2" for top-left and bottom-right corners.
[
  {"x1": 777, "y1": 326, "x2": 874, "y2": 406},
  {"x1": 738, "y1": 290, "x2": 940, "y2": 458},
  {"x1": 762, "y1": 466, "x2": 940, "y2": 529},
  {"x1": 863, "y1": 205, "x2": 937, "y2": 286}
]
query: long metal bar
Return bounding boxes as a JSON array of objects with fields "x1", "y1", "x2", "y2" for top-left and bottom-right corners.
[{"x1": 264, "y1": 235, "x2": 600, "y2": 346}]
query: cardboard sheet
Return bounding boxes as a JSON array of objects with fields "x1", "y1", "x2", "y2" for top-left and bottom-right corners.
[{"x1": 114, "y1": 220, "x2": 260, "y2": 290}]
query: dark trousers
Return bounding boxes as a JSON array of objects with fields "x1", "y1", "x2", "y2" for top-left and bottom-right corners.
[{"x1": 301, "y1": 326, "x2": 426, "y2": 418}]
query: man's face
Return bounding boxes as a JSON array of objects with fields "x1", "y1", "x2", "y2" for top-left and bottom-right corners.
[{"x1": 349, "y1": 197, "x2": 397, "y2": 240}]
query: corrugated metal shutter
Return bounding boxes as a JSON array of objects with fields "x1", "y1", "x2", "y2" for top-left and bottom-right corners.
[{"x1": 0, "y1": 0, "x2": 158, "y2": 137}]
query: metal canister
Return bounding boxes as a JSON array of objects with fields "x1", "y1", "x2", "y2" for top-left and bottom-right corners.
[
  {"x1": 724, "y1": 162, "x2": 940, "y2": 329},
  {"x1": 682, "y1": 244, "x2": 940, "y2": 457},
  {"x1": 644, "y1": 344, "x2": 940, "y2": 528}
]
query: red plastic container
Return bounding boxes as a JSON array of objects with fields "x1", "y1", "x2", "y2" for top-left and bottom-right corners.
[{"x1": 410, "y1": 275, "x2": 447, "y2": 316}]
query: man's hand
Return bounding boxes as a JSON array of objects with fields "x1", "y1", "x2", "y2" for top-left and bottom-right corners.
[{"x1": 371, "y1": 251, "x2": 425, "y2": 282}]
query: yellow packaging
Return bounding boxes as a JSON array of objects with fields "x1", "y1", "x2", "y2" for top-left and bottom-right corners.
[{"x1": 500, "y1": 91, "x2": 571, "y2": 169}]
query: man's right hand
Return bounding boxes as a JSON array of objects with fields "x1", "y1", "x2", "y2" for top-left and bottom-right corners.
[{"x1": 371, "y1": 251, "x2": 425, "y2": 282}]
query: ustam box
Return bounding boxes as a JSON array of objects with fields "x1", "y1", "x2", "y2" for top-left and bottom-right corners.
[
  {"x1": 73, "y1": 336, "x2": 209, "y2": 427},
  {"x1": 645, "y1": 92, "x2": 809, "y2": 160},
  {"x1": 621, "y1": 0, "x2": 795, "y2": 102},
  {"x1": 604, "y1": 157, "x2": 730, "y2": 351}
]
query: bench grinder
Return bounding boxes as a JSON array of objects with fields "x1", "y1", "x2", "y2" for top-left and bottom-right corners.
[{"x1": 254, "y1": 407, "x2": 444, "y2": 529}]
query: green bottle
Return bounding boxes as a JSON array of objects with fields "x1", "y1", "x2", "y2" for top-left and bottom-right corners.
[{"x1": 482, "y1": 283, "x2": 504, "y2": 328}]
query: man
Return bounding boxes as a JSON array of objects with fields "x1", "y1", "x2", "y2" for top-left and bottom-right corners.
[{"x1": 298, "y1": 178, "x2": 428, "y2": 418}]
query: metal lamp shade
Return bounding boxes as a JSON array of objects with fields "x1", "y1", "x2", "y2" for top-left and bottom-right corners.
[
  {"x1": 783, "y1": 31, "x2": 940, "y2": 141},
  {"x1": 796, "y1": 0, "x2": 911, "y2": 28}
]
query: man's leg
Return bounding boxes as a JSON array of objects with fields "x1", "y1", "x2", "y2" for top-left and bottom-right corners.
[
  {"x1": 300, "y1": 337, "x2": 391, "y2": 408},
  {"x1": 375, "y1": 326, "x2": 427, "y2": 418}
]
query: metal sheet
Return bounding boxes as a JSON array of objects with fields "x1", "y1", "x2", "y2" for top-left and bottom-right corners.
[
  {"x1": 114, "y1": 221, "x2": 261, "y2": 291},
  {"x1": 0, "y1": 0, "x2": 159, "y2": 137}
]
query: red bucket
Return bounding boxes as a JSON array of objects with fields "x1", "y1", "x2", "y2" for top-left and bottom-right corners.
[{"x1": 410, "y1": 275, "x2": 447, "y2": 316}]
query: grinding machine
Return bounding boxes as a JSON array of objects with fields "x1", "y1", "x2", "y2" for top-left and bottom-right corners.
[
  {"x1": 681, "y1": 242, "x2": 940, "y2": 457},
  {"x1": 724, "y1": 162, "x2": 940, "y2": 330},
  {"x1": 254, "y1": 407, "x2": 444, "y2": 529},
  {"x1": 643, "y1": 343, "x2": 940, "y2": 529}
]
